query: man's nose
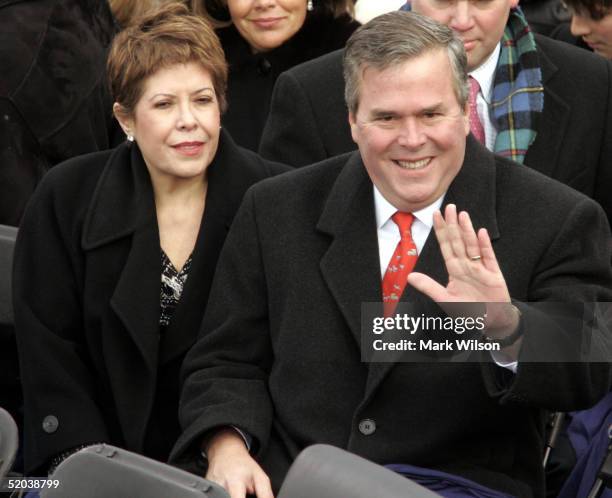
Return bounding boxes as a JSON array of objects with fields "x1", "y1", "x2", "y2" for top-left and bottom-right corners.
[
  {"x1": 396, "y1": 119, "x2": 427, "y2": 149},
  {"x1": 449, "y1": 0, "x2": 475, "y2": 32}
]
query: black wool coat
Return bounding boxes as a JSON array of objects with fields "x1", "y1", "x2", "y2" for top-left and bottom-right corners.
[
  {"x1": 219, "y1": 11, "x2": 359, "y2": 151},
  {"x1": 259, "y1": 35, "x2": 612, "y2": 225},
  {"x1": 13, "y1": 130, "x2": 289, "y2": 474},
  {"x1": 172, "y1": 137, "x2": 612, "y2": 498},
  {"x1": 0, "y1": 0, "x2": 121, "y2": 226}
]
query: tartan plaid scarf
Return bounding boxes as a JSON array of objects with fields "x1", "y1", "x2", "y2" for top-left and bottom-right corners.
[
  {"x1": 400, "y1": 5, "x2": 544, "y2": 163},
  {"x1": 492, "y1": 7, "x2": 543, "y2": 163}
]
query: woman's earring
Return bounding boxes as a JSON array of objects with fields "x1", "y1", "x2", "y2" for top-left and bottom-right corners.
[
  {"x1": 307, "y1": 0, "x2": 313, "y2": 11},
  {"x1": 126, "y1": 133, "x2": 134, "y2": 142}
]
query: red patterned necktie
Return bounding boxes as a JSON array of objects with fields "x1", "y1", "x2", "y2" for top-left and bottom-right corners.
[
  {"x1": 382, "y1": 212, "x2": 418, "y2": 317},
  {"x1": 468, "y1": 76, "x2": 486, "y2": 145}
]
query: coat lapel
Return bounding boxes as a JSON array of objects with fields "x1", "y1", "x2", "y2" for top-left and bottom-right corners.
[
  {"x1": 81, "y1": 144, "x2": 161, "y2": 450},
  {"x1": 109, "y1": 219, "x2": 160, "y2": 370},
  {"x1": 82, "y1": 144, "x2": 161, "y2": 372},
  {"x1": 362, "y1": 137, "x2": 500, "y2": 405},
  {"x1": 318, "y1": 153, "x2": 383, "y2": 346},
  {"x1": 524, "y1": 41, "x2": 569, "y2": 178}
]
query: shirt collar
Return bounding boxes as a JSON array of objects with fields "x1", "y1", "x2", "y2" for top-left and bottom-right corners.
[
  {"x1": 469, "y1": 43, "x2": 500, "y2": 105},
  {"x1": 373, "y1": 186, "x2": 445, "y2": 230}
]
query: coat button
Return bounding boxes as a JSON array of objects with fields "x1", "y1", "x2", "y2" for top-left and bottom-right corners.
[
  {"x1": 358, "y1": 419, "x2": 376, "y2": 436},
  {"x1": 42, "y1": 415, "x2": 59, "y2": 434}
]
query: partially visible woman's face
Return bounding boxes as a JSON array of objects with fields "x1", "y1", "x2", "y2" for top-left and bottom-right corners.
[
  {"x1": 116, "y1": 62, "x2": 221, "y2": 184},
  {"x1": 570, "y1": 8, "x2": 612, "y2": 59},
  {"x1": 227, "y1": 0, "x2": 308, "y2": 52}
]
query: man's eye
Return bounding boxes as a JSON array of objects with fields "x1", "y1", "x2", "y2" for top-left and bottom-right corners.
[
  {"x1": 423, "y1": 112, "x2": 441, "y2": 119},
  {"x1": 377, "y1": 115, "x2": 395, "y2": 122}
]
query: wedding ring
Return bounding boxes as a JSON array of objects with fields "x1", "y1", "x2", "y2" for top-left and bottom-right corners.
[{"x1": 469, "y1": 255, "x2": 482, "y2": 261}]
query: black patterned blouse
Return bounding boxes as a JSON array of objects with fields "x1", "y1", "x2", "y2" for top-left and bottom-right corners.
[{"x1": 160, "y1": 249, "x2": 193, "y2": 329}]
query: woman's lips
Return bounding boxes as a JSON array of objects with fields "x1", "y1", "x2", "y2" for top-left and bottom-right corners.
[
  {"x1": 251, "y1": 17, "x2": 285, "y2": 29},
  {"x1": 584, "y1": 38, "x2": 603, "y2": 50},
  {"x1": 172, "y1": 142, "x2": 204, "y2": 156}
]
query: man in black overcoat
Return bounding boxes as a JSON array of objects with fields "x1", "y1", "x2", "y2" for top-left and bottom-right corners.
[
  {"x1": 172, "y1": 12, "x2": 612, "y2": 498},
  {"x1": 258, "y1": 1, "x2": 612, "y2": 225}
]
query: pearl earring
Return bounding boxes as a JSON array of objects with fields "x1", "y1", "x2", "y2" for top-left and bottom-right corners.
[
  {"x1": 126, "y1": 133, "x2": 134, "y2": 142},
  {"x1": 307, "y1": 0, "x2": 313, "y2": 11}
]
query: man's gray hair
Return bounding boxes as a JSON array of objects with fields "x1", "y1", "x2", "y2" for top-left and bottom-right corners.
[{"x1": 343, "y1": 11, "x2": 469, "y2": 115}]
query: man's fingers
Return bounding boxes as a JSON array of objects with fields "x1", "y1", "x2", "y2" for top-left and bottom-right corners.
[
  {"x1": 443, "y1": 204, "x2": 468, "y2": 260},
  {"x1": 439, "y1": 205, "x2": 464, "y2": 259},
  {"x1": 458, "y1": 210, "x2": 480, "y2": 260},
  {"x1": 253, "y1": 471, "x2": 274, "y2": 498},
  {"x1": 477, "y1": 228, "x2": 501, "y2": 273},
  {"x1": 227, "y1": 479, "x2": 248, "y2": 498},
  {"x1": 444, "y1": 203, "x2": 458, "y2": 223},
  {"x1": 408, "y1": 272, "x2": 448, "y2": 302},
  {"x1": 433, "y1": 209, "x2": 455, "y2": 263},
  {"x1": 203, "y1": 433, "x2": 271, "y2": 498}
]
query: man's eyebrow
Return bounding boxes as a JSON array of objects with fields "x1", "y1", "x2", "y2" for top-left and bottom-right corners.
[
  {"x1": 366, "y1": 102, "x2": 447, "y2": 117},
  {"x1": 421, "y1": 103, "x2": 445, "y2": 113},
  {"x1": 368, "y1": 109, "x2": 399, "y2": 118}
]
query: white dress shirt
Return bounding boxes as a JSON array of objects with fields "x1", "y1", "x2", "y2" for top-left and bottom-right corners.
[
  {"x1": 374, "y1": 186, "x2": 443, "y2": 277},
  {"x1": 469, "y1": 43, "x2": 501, "y2": 152}
]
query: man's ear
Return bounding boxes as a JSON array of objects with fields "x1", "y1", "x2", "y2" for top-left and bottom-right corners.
[
  {"x1": 462, "y1": 101, "x2": 470, "y2": 136},
  {"x1": 349, "y1": 111, "x2": 359, "y2": 144},
  {"x1": 113, "y1": 102, "x2": 133, "y2": 137}
]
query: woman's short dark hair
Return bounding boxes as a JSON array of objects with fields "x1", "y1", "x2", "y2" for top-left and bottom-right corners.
[
  {"x1": 563, "y1": 0, "x2": 611, "y2": 19},
  {"x1": 107, "y1": 2, "x2": 228, "y2": 115}
]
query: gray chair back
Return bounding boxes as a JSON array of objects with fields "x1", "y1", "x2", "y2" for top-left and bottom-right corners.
[
  {"x1": 41, "y1": 444, "x2": 230, "y2": 498},
  {"x1": 0, "y1": 406, "x2": 18, "y2": 478},
  {"x1": 278, "y1": 444, "x2": 441, "y2": 498}
]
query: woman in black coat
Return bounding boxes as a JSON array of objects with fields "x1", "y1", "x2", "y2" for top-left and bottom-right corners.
[
  {"x1": 13, "y1": 3, "x2": 288, "y2": 475},
  {"x1": 192, "y1": 0, "x2": 360, "y2": 150}
]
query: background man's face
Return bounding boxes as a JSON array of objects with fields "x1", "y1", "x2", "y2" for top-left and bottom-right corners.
[
  {"x1": 570, "y1": 10, "x2": 612, "y2": 59},
  {"x1": 349, "y1": 49, "x2": 470, "y2": 213},
  {"x1": 411, "y1": 0, "x2": 519, "y2": 70}
]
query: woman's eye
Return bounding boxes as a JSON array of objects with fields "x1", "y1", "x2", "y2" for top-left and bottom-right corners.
[
  {"x1": 154, "y1": 101, "x2": 171, "y2": 109},
  {"x1": 196, "y1": 96, "x2": 213, "y2": 104}
]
